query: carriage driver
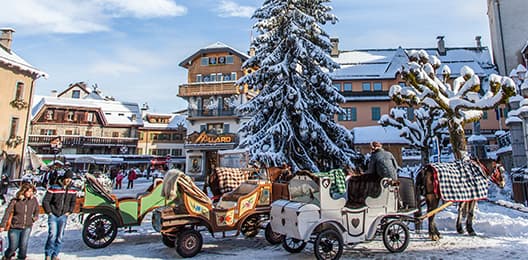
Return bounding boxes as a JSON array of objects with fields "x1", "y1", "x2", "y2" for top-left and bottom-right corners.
[{"x1": 365, "y1": 141, "x2": 399, "y2": 180}]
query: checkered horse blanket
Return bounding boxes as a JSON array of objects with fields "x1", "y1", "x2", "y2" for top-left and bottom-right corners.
[
  {"x1": 215, "y1": 167, "x2": 254, "y2": 194},
  {"x1": 429, "y1": 160, "x2": 489, "y2": 202},
  {"x1": 314, "y1": 169, "x2": 347, "y2": 197}
]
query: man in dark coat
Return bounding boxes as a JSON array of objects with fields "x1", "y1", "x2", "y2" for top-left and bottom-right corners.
[
  {"x1": 365, "y1": 141, "x2": 399, "y2": 180},
  {"x1": 0, "y1": 174, "x2": 9, "y2": 205},
  {"x1": 42, "y1": 170, "x2": 78, "y2": 260}
]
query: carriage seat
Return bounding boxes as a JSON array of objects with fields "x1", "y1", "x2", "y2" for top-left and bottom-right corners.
[
  {"x1": 136, "y1": 179, "x2": 164, "y2": 199},
  {"x1": 220, "y1": 182, "x2": 259, "y2": 202}
]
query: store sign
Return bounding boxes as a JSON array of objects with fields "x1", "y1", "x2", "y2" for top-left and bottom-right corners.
[{"x1": 188, "y1": 131, "x2": 236, "y2": 144}]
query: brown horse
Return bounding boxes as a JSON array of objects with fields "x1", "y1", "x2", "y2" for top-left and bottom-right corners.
[{"x1": 416, "y1": 159, "x2": 505, "y2": 240}]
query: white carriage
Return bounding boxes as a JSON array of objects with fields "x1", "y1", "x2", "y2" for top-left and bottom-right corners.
[{"x1": 270, "y1": 173, "x2": 417, "y2": 260}]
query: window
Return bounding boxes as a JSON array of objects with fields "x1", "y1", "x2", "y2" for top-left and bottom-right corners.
[
  {"x1": 41, "y1": 129, "x2": 56, "y2": 135},
  {"x1": 9, "y1": 117, "x2": 19, "y2": 138},
  {"x1": 209, "y1": 57, "x2": 217, "y2": 65},
  {"x1": 371, "y1": 107, "x2": 381, "y2": 121},
  {"x1": 339, "y1": 107, "x2": 357, "y2": 121},
  {"x1": 482, "y1": 111, "x2": 488, "y2": 120},
  {"x1": 201, "y1": 57, "x2": 208, "y2": 66},
  {"x1": 172, "y1": 133, "x2": 183, "y2": 140},
  {"x1": 46, "y1": 110, "x2": 54, "y2": 120},
  {"x1": 223, "y1": 73, "x2": 231, "y2": 81},
  {"x1": 343, "y1": 83, "x2": 352, "y2": 91},
  {"x1": 112, "y1": 132, "x2": 119, "y2": 138},
  {"x1": 136, "y1": 148, "x2": 143, "y2": 155},
  {"x1": 332, "y1": 83, "x2": 341, "y2": 91},
  {"x1": 217, "y1": 73, "x2": 223, "y2": 81},
  {"x1": 72, "y1": 90, "x2": 80, "y2": 99},
  {"x1": 207, "y1": 123, "x2": 223, "y2": 134},
  {"x1": 65, "y1": 130, "x2": 73, "y2": 135},
  {"x1": 86, "y1": 112, "x2": 94, "y2": 122},
  {"x1": 210, "y1": 73, "x2": 217, "y2": 82},
  {"x1": 362, "y1": 82, "x2": 371, "y2": 91},
  {"x1": 15, "y1": 82, "x2": 24, "y2": 100},
  {"x1": 226, "y1": 56, "x2": 234, "y2": 64},
  {"x1": 196, "y1": 74, "x2": 202, "y2": 82},
  {"x1": 171, "y1": 149, "x2": 183, "y2": 156},
  {"x1": 85, "y1": 131, "x2": 92, "y2": 136},
  {"x1": 67, "y1": 111, "x2": 74, "y2": 121},
  {"x1": 373, "y1": 82, "x2": 382, "y2": 91},
  {"x1": 231, "y1": 72, "x2": 237, "y2": 81}
]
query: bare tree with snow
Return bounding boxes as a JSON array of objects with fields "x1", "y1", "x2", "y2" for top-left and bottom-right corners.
[
  {"x1": 380, "y1": 106, "x2": 448, "y2": 165},
  {"x1": 236, "y1": 0, "x2": 359, "y2": 172},
  {"x1": 390, "y1": 50, "x2": 516, "y2": 160}
]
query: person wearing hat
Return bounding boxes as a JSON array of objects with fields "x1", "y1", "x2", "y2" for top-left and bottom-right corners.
[
  {"x1": 0, "y1": 183, "x2": 39, "y2": 260},
  {"x1": 42, "y1": 170, "x2": 79, "y2": 260},
  {"x1": 365, "y1": 141, "x2": 399, "y2": 180}
]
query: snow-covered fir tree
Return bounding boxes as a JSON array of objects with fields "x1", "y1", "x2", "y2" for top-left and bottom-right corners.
[
  {"x1": 390, "y1": 50, "x2": 516, "y2": 160},
  {"x1": 379, "y1": 106, "x2": 448, "y2": 165},
  {"x1": 236, "y1": 0, "x2": 359, "y2": 172}
]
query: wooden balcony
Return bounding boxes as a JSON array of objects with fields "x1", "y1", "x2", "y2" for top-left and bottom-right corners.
[
  {"x1": 178, "y1": 82, "x2": 239, "y2": 97},
  {"x1": 28, "y1": 135, "x2": 138, "y2": 147}
]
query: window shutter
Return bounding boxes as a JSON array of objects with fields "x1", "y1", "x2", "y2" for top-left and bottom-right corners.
[{"x1": 223, "y1": 124, "x2": 230, "y2": 133}]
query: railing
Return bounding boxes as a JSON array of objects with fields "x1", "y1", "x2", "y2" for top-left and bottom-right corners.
[
  {"x1": 341, "y1": 90, "x2": 389, "y2": 97},
  {"x1": 28, "y1": 135, "x2": 138, "y2": 147},
  {"x1": 178, "y1": 82, "x2": 239, "y2": 97},
  {"x1": 188, "y1": 108, "x2": 237, "y2": 117}
]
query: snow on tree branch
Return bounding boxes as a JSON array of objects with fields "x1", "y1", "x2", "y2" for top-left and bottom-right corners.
[
  {"x1": 236, "y1": 0, "x2": 358, "y2": 172},
  {"x1": 389, "y1": 50, "x2": 516, "y2": 160}
]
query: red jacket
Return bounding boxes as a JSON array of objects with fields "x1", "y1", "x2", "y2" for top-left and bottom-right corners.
[{"x1": 128, "y1": 170, "x2": 137, "y2": 180}]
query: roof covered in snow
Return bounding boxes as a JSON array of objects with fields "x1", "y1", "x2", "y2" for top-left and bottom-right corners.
[
  {"x1": 141, "y1": 112, "x2": 188, "y2": 129},
  {"x1": 331, "y1": 46, "x2": 496, "y2": 80},
  {"x1": 31, "y1": 96, "x2": 143, "y2": 126},
  {"x1": 353, "y1": 125, "x2": 410, "y2": 145},
  {"x1": 0, "y1": 42, "x2": 47, "y2": 78},
  {"x1": 179, "y1": 41, "x2": 250, "y2": 68}
]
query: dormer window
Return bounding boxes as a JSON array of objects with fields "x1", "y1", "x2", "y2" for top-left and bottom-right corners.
[
  {"x1": 72, "y1": 90, "x2": 80, "y2": 98},
  {"x1": 46, "y1": 110, "x2": 54, "y2": 120},
  {"x1": 67, "y1": 111, "x2": 75, "y2": 121}
]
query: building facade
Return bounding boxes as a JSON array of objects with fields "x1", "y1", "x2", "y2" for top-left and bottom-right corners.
[
  {"x1": 0, "y1": 28, "x2": 47, "y2": 178},
  {"x1": 137, "y1": 109, "x2": 187, "y2": 170},
  {"x1": 330, "y1": 36, "x2": 507, "y2": 145},
  {"x1": 29, "y1": 85, "x2": 142, "y2": 157},
  {"x1": 487, "y1": 0, "x2": 528, "y2": 75},
  {"x1": 177, "y1": 42, "x2": 252, "y2": 179}
]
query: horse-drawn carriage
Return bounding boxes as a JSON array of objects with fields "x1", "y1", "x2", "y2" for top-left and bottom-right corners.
[
  {"x1": 270, "y1": 171, "x2": 418, "y2": 260},
  {"x1": 80, "y1": 174, "x2": 167, "y2": 248},
  {"x1": 152, "y1": 168, "x2": 283, "y2": 258}
]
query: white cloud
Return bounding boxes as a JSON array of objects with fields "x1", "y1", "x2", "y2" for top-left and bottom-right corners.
[
  {"x1": 0, "y1": 0, "x2": 187, "y2": 34},
  {"x1": 96, "y1": 0, "x2": 187, "y2": 18},
  {"x1": 89, "y1": 60, "x2": 140, "y2": 76},
  {"x1": 217, "y1": 0, "x2": 255, "y2": 18}
]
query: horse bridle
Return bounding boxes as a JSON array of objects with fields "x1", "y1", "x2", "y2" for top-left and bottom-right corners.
[{"x1": 476, "y1": 160, "x2": 503, "y2": 184}]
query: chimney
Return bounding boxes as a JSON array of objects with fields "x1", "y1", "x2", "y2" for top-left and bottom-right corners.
[
  {"x1": 475, "y1": 36, "x2": 482, "y2": 48},
  {"x1": 51, "y1": 90, "x2": 58, "y2": 97},
  {"x1": 437, "y1": 36, "x2": 446, "y2": 56},
  {"x1": 0, "y1": 28, "x2": 15, "y2": 52},
  {"x1": 330, "y1": 38, "x2": 339, "y2": 57}
]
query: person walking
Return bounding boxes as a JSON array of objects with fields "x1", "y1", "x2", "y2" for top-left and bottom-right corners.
[
  {"x1": 42, "y1": 170, "x2": 78, "y2": 260},
  {"x1": 0, "y1": 174, "x2": 9, "y2": 205},
  {"x1": 0, "y1": 183, "x2": 39, "y2": 260},
  {"x1": 126, "y1": 168, "x2": 137, "y2": 189},
  {"x1": 365, "y1": 141, "x2": 399, "y2": 180},
  {"x1": 115, "y1": 171, "x2": 124, "y2": 190}
]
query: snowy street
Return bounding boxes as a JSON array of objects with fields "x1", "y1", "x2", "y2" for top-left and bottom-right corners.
[{"x1": 2, "y1": 178, "x2": 528, "y2": 260}]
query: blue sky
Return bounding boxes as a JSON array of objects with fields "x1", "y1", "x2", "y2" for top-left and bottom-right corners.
[{"x1": 1, "y1": 0, "x2": 491, "y2": 113}]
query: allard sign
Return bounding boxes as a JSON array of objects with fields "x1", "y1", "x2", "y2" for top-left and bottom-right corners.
[{"x1": 187, "y1": 131, "x2": 236, "y2": 144}]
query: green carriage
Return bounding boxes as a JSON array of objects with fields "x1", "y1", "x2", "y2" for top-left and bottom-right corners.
[{"x1": 81, "y1": 174, "x2": 167, "y2": 248}]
